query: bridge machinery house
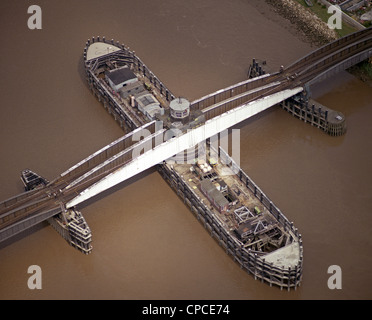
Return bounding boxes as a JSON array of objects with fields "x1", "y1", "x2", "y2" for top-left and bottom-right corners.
[
  {"x1": 200, "y1": 178, "x2": 229, "y2": 213},
  {"x1": 135, "y1": 92, "x2": 164, "y2": 120},
  {"x1": 105, "y1": 65, "x2": 138, "y2": 92},
  {"x1": 105, "y1": 65, "x2": 164, "y2": 121}
]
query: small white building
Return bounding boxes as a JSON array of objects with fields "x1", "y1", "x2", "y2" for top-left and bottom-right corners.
[{"x1": 105, "y1": 66, "x2": 137, "y2": 92}]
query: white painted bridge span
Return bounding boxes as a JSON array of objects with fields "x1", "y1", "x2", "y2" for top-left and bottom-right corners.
[{"x1": 66, "y1": 86, "x2": 303, "y2": 208}]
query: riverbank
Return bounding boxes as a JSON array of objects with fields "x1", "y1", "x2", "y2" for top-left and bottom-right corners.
[
  {"x1": 296, "y1": 0, "x2": 363, "y2": 35},
  {"x1": 265, "y1": 0, "x2": 339, "y2": 45}
]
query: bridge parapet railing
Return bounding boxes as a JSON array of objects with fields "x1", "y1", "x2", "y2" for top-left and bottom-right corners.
[
  {"x1": 63, "y1": 128, "x2": 166, "y2": 193},
  {"x1": 190, "y1": 74, "x2": 274, "y2": 112},
  {"x1": 298, "y1": 36, "x2": 372, "y2": 79},
  {"x1": 0, "y1": 189, "x2": 40, "y2": 213},
  {"x1": 54, "y1": 121, "x2": 159, "y2": 187},
  {"x1": 201, "y1": 81, "x2": 282, "y2": 121},
  {"x1": 286, "y1": 27, "x2": 372, "y2": 71}
]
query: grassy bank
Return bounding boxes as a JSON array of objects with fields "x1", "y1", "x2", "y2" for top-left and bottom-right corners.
[
  {"x1": 348, "y1": 60, "x2": 372, "y2": 85},
  {"x1": 294, "y1": 0, "x2": 358, "y2": 37}
]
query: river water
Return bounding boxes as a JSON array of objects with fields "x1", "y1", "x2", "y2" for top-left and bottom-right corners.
[{"x1": 0, "y1": 0, "x2": 371, "y2": 300}]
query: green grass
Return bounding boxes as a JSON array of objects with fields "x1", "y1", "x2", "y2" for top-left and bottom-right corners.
[
  {"x1": 294, "y1": 0, "x2": 358, "y2": 37},
  {"x1": 348, "y1": 59, "x2": 372, "y2": 83},
  {"x1": 358, "y1": 60, "x2": 372, "y2": 78},
  {"x1": 362, "y1": 20, "x2": 372, "y2": 28}
]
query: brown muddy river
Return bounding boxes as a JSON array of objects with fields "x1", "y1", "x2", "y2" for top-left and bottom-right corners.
[{"x1": 0, "y1": 0, "x2": 371, "y2": 299}]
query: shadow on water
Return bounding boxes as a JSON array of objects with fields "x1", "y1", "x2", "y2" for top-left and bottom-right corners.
[
  {"x1": 0, "y1": 221, "x2": 49, "y2": 251},
  {"x1": 77, "y1": 55, "x2": 90, "y2": 90}
]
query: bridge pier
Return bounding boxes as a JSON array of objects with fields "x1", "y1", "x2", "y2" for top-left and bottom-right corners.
[
  {"x1": 248, "y1": 59, "x2": 347, "y2": 136},
  {"x1": 48, "y1": 207, "x2": 92, "y2": 254},
  {"x1": 280, "y1": 92, "x2": 346, "y2": 136},
  {"x1": 17, "y1": 170, "x2": 92, "y2": 254}
]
